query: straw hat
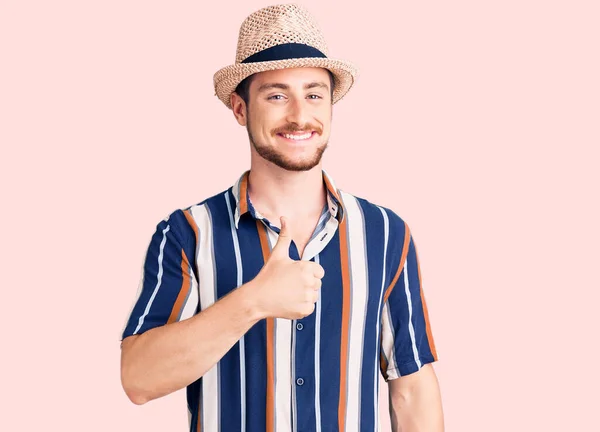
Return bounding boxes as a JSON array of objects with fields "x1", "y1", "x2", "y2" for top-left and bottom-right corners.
[{"x1": 213, "y1": 3, "x2": 358, "y2": 109}]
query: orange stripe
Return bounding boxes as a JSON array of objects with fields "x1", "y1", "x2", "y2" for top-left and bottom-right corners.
[
  {"x1": 337, "y1": 212, "x2": 350, "y2": 432},
  {"x1": 323, "y1": 173, "x2": 345, "y2": 220},
  {"x1": 382, "y1": 222, "x2": 411, "y2": 304},
  {"x1": 414, "y1": 241, "x2": 438, "y2": 360},
  {"x1": 323, "y1": 173, "x2": 341, "y2": 202},
  {"x1": 183, "y1": 209, "x2": 199, "y2": 245},
  {"x1": 167, "y1": 249, "x2": 192, "y2": 324},
  {"x1": 257, "y1": 221, "x2": 275, "y2": 432},
  {"x1": 168, "y1": 209, "x2": 200, "y2": 325},
  {"x1": 239, "y1": 171, "x2": 249, "y2": 214}
]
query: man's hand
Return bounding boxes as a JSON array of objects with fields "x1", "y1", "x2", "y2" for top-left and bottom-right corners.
[{"x1": 251, "y1": 216, "x2": 325, "y2": 320}]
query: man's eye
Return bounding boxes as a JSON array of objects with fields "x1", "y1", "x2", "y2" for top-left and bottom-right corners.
[
  {"x1": 308, "y1": 94, "x2": 322, "y2": 99},
  {"x1": 268, "y1": 95, "x2": 285, "y2": 100}
]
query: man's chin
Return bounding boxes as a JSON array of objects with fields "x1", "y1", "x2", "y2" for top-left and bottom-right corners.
[
  {"x1": 250, "y1": 138, "x2": 328, "y2": 172},
  {"x1": 268, "y1": 157, "x2": 321, "y2": 172},
  {"x1": 256, "y1": 153, "x2": 323, "y2": 171}
]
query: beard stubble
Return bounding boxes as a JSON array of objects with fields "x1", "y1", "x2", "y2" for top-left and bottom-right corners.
[{"x1": 246, "y1": 113, "x2": 329, "y2": 172}]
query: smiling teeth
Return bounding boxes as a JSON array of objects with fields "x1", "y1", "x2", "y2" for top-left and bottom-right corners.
[{"x1": 283, "y1": 132, "x2": 312, "y2": 140}]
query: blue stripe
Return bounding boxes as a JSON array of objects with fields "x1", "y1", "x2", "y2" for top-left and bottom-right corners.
[
  {"x1": 121, "y1": 220, "x2": 169, "y2": 338},
  {"x1": 225, "y1": 189, "x2": 247, "y2": 432},
  {"x1": 356, "y1": 198, "x2": 386, "y2": 430},
  {"x1": 313, "y1": 253, "x2": 322, "y2": 432},
  {"x1": 293, "y1": 255, "x2": 318, "y2": 431},
  {"x1": 314, "y1": 228, "x2": 344, "y2": 428},
  {"x1": 241, "y1": 43, "x2": 326, "y2": 63},
  {"x1": 383, "y1": 209, "x2": 428, "y2": 374},
  {"x1": 383, "y1": 208, "x2": 408, "y2": 290},
  {"x1": 237, "y1": 214, "x2": 268, "y2": 431},
  {"x1": 406, "y1": 236, "x2": 436, "y2": 366},
  {"x1": 136, "y1": 224, "x2": 185, "y2": 335}
]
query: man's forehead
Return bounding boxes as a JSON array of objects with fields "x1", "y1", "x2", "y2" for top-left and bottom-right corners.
[{"x1": 252, "y1": 67, "x2": 331, "y2": 85}]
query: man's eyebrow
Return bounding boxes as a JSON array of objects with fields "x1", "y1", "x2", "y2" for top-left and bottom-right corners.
[
  {"x1": 256, "y1": 82, "x2": 329, "y2": 92},
  {"x1": 257, "y1": 83, "x2": 289, "y2": 92},
  {"x1": 304, "y1": 81, "x2": 329, "y2": 90}
]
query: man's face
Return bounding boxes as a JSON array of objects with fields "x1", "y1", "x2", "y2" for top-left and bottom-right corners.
[{"x1": 238, "y1": 67, "x2": 333, "y2": 172}]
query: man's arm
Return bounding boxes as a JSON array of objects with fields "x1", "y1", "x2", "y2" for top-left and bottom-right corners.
[
  {"x1": 378, "y1": 216, "x2": 442, "y2": 430},
  {"x1": 121, "y1": 281, "x2": 261, "y2": 405},
  {"x1": 388, "y1": 364, "x2": 444, "y2": 432}
]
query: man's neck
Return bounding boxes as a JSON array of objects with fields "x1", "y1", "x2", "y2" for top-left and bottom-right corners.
[{"x1": 247, "y1": 163, "x2": 327, "y2": 221}]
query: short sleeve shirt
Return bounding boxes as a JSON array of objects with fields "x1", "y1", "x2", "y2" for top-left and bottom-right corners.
[{"x1": 121, "y1": 170, "x2": 438, "y2": 432}]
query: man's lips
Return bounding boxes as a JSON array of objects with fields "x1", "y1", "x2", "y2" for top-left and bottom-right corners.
[{"x1": 276, "y1": 131, "x2": 317, "y2": 141}]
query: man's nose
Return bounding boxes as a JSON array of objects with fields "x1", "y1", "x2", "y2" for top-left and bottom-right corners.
[{"x1": 285, "y1": 97, "x2": 311, "y2": 129}]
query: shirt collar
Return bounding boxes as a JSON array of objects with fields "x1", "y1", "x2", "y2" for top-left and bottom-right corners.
[{"x1": 232, "y1": 169, "x2": 345, "y2": 229}]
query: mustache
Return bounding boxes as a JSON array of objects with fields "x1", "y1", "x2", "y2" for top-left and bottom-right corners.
[{"x1": 273, "y1": 124, "x2": 322, "y2": 135}]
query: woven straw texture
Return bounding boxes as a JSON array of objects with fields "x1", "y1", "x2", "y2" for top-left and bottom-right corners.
[{"x1": 213, "y1": 3, "x2": 358, "y2": 109}]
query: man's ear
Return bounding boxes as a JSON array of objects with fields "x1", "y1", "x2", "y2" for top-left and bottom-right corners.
[{"x1": 231, "y1": 92, "x2": 247, "y2": 126}]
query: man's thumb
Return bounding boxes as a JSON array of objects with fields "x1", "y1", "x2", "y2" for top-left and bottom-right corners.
[{"x1": 271, "y1": 216, "x2": 292, "y2": 259}]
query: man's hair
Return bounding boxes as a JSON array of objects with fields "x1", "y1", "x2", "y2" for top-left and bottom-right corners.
[{"x1": 234, "y1": 69, "x2": 336, "y2": 106}]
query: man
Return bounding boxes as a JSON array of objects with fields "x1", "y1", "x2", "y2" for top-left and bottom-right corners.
[{"x1": 120, "y1": 4, "x2": 443, "y2": 431}]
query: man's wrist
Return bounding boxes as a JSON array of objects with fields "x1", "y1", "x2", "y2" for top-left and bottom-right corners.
[{"x1": 237, "y1": 280, "x2": 267, "y2": 322}]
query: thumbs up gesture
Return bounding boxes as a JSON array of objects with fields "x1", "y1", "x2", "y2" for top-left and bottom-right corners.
[{"x1": 251, "y1": 216, "x2": 325, "y2": 320}]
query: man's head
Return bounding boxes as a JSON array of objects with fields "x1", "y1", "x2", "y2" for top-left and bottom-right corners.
[{"x1": 230, "y1": 67, "x2": 334, "y2": 172}]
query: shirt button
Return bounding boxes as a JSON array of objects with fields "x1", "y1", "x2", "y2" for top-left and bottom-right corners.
[
  {"x1": 296, "y1": 378, "x2": 304, "y2": 386},
  {"x1": 296, "y1": 323, "x2": 304, "y2": 331}
]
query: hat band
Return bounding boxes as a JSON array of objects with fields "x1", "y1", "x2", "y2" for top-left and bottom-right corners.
[{"x1": 241, "y1": 43, "x2": 326, "y2": 64}]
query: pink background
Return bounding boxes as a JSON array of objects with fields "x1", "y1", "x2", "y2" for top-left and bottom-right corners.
[{"x1": 2, "y1": 0, "x2": 599, "y2": 430}]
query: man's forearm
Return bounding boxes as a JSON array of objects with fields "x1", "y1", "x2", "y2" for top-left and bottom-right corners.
[
  {"x1": 389, "y1": 388, "x2": 444, "y2": 432},
  {"x1": 388, "y1": 364, "x2": 444, "y2": 432},
  {"x1": 121, "y1": 281, "x2": 263, "y2": 404}
]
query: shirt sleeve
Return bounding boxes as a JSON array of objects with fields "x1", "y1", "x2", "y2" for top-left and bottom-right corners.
[
  {"x1": 379, "y1": 223, "x2": 438, "y2": 381},
  {"x1": 120, "y1": 209, "x2": 199, "y2": 342}
]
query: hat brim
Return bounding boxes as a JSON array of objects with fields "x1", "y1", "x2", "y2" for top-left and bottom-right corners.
[{"x1": 213, "y1": 57, "x2": 358, "y2": 109}]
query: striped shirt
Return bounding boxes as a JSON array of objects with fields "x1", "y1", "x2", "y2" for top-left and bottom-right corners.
[{"x1": 121, "y1": 169, "x2": 438, "y2": 432}]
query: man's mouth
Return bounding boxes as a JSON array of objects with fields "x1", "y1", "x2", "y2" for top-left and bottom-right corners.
[{"x1": 277, "y1": 131, "x2": 316, "y2": 141}]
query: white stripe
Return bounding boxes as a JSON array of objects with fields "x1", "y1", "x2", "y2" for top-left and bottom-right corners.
[
  {"x1": 374, "y1": 207, "x2": 389, "y2": 427},
  {"x1": 231, "y1": 176, "x2": 246, "y2": 228},
  {"x1": 266, "y1": 227, "x2": 293, "y2": 432},
  {"x1": 307, "y1": 204, "x2": 330, "y2": 243},
  {"x1": 314, "y1": 253, "x2": 322, "y2": 432},
  {"x1": 192, "y1": 204, "x2": 219, "y2": 432},
  {"x1": 179, "y1": 262, "x2": 199, "y2": 321},
  {"x1": 232, "y1": 179, "x2": 241, "y2": 203},
  {"x1": 340, "y1": 192, "x2": 369, "y2": 431},
  {"x1": 404, "y1": 260, "x2": 422, "y2": 369},
  {"x1": 225, "y1": 192, "x2": 246, "y2": 432},
  {"x1": 381, "y1": 302, "x2": 400, "y2": 379},
  {"x1": 302, "y1": 209, "x2": 339, "y2": 261},
  {"x1": 133, "y1": 225, "x2": 170, "y2": 335},
  {"x1": 322, "y1": 169, "x2": 340, "y2": 193}
]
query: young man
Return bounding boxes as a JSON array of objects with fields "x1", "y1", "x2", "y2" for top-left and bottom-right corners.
[{"x1": 120, "y1": 4, "x2": 443, "y2": 431}]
